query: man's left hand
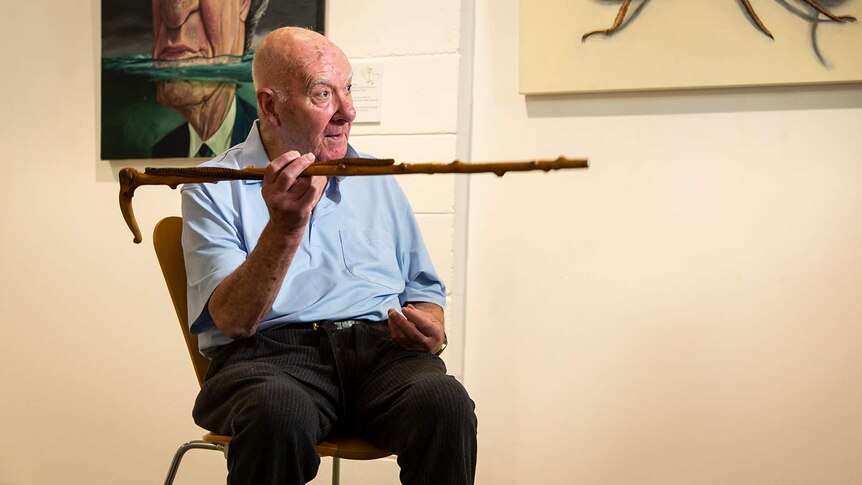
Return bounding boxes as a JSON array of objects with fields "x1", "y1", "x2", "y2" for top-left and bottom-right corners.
[{"x1": 387, "y1": 303, "x2": 446, "y2": 354}]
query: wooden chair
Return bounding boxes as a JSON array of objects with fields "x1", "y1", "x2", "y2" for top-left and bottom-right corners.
[{"x1": 153, "y1": 216, "x2": 392, "y2": 485}]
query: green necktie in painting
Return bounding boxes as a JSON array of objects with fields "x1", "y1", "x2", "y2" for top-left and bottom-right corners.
[{"x1": 196, "y1": 144, "x2": 214, "y2": 158}]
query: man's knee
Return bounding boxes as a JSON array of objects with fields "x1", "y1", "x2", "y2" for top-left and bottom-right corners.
[
  {"x1": 222, "y1": 378, "x2": 325, "y2": 483},
  {"x1": 405, "y1": 374, "x2": 477, "y2": 433}
]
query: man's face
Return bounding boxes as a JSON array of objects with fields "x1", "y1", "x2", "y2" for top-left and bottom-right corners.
[
  {"x1": 152, "y1": 0, "x2": 249, "y2": 64},
  {"x1": 272, "y1": 49, "x2": 357, "y2": 163}
]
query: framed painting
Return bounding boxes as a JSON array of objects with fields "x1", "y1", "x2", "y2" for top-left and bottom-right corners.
[
  {"x1": 101, "y1": 0, "x2": 325, "y2": 160},
  {"x1": 520, "y1": 0, "x2": 862, "y2": 94}
]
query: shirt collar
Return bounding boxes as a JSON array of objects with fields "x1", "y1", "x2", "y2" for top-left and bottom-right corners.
[
  {"x1": 242, "y1": 121, "x2": 270, "y2": 170},
  {"x1": 189, "y1": 97, "x2": 237, "y2": 158}
]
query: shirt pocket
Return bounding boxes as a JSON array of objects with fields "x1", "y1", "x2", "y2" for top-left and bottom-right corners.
[{"x1": 339, "y1": 229, "x2": 405, "y2": 291}]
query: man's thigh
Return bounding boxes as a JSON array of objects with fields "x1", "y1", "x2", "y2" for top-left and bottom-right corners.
[
  {"x1": 193, "y1": 328, "x2": 341, "y2": 441},
  {"x1": 352, "y1": 326, "x2": 475, "y2": 450}
]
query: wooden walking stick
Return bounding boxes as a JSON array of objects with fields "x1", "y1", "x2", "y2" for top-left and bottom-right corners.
[{"x1": 119, "y1": 156, "x2": 589, "y2": 243}]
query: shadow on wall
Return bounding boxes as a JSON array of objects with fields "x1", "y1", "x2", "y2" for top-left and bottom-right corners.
[{"x1": 525, "y1": 82, "x2": 862, "y2": 118}]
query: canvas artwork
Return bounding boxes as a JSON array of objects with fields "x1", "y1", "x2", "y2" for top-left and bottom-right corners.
[
  {"x1": 101, "y1": 0, "x2": 325, "y2": 160},
  {"x1": 520, "y1": 0, "x2": 862, "y2": 94}
]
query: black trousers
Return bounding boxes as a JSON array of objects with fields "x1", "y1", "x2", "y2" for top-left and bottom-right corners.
[{"x1": 193, "y1": 322, "x2": 477, "y2": 484}]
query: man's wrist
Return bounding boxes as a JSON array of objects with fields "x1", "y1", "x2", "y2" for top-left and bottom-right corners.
[
  {"x1": 263, "y1": 221, "x2": 305, "y2": 245},
  {"x1": 435, "y1": 333, "x2": 448, "y2": 356}
]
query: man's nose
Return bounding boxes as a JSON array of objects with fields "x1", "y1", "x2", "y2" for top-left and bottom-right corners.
[
  {"x1": 159, "y1": 0, "x2": 200, "y2": 29},
  {"x1": 334, "y1": 91, "x2": 356, "y2": 123}
]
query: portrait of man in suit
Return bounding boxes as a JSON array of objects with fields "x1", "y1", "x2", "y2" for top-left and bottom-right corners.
[
  {"x1": 150, "y1": 0, "x2": 269, "y2": 158},
  {"x1": 100, "y1": 0, "x2": 324, "y2": 160}
]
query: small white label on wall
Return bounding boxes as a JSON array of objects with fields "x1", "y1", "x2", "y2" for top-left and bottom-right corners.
[{"x1": 351, "y1": 62, "x2": 383, "y2": 124}]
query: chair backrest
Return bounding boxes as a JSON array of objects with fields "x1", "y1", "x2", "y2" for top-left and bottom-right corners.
[{"x1": 153, "y1": 216, "x2": 210, "y2": 388}]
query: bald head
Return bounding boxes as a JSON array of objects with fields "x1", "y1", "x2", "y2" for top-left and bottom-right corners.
[
  {"x1": 252, "y1": 27, "x2": 343, "y2": 97},
  {"x1": 252, "y1": 27, "x2": 356, "y2": 162}
]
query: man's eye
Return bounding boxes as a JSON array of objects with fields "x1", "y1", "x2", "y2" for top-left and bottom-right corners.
[
  {"x1": 316, "y1": 90, "x2": 330, "y2": 99},
  {"x1": 346, "y1": 83, "x2": 352, "y2": 93}
]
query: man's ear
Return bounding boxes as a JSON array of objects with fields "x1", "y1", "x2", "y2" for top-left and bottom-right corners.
[
  {"x1": 256, "y1": 89, "x2": 280, "y2": 126},
  {"x1": 239, "y1": 0, "x2": 252, "y2": 23}
]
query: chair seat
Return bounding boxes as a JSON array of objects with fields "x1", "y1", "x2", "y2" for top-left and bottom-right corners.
[
  {"x1": 203, "y1": 432, "x2": 392, "y2": 460},
  {"x1": 316, "y1": 435, "x2": 392, "y2": 460},
  {"x1": 202, "y1": 433, "x2": 231, "y2": 444}
]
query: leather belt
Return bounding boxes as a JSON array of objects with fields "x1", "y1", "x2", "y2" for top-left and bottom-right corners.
[{"x1": 288, "y1": 319, "x2": 378, "y2": 331}]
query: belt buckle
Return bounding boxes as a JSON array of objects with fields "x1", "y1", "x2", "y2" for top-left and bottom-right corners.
[{"x1": 312, "y1": 320, "x2": 363, "y2": 331}]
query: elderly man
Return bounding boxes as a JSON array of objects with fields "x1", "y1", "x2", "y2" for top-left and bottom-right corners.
[
  {"x1": 181, "y1": 27, "x2": 477, "y2": 484},
  {"x1": 150, "y1": 0, "x2": 270, "y2": 158}
]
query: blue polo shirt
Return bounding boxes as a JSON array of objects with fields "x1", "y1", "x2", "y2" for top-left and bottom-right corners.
[{"x1": 181, "y1": 123, "x2": 446, "y2": 356}]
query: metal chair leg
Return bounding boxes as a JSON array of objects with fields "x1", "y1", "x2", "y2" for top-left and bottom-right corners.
[
  {"x1": 332, "y1": 456, "x2": 341, "y2": 485},
  {"x1": 164, "y1": 440, "x2": 226, "y2": 485}
]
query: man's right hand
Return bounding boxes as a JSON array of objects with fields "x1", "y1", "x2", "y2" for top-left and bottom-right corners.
[
  {"x1": 262, "y1": 150, "x2": 328, "y2": 236},
  {"x1": 208, "y1": 150, "x2": 326, "y2": 339}
]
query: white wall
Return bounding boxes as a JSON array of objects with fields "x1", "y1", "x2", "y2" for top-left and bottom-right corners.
[
  {"x1": 465, "y1": 1, "x2": 862, "y2": 484},
  {"x1": 0, "y1": 1, "x2": 463, "y2": 484}
]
